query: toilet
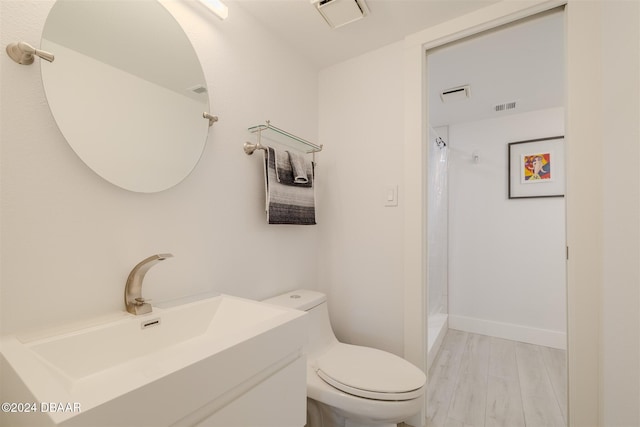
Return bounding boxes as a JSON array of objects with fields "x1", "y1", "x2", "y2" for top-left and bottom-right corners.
[{"x1": 263, "y1": 289, "x2": 426, "y2": 427}]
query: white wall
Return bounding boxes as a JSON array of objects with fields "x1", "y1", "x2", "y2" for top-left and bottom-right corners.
[
  {"x1": 448, "y1": 108, "x2": 566, "y2": 349},
  {"x1": 317, "y1": 41, "x2": 405, "y2": 356},
  {"x1": 315, "y1": 17, "x2": 567, "y2": 358},
  {"x1": 0, "y1": 1, "x2": 319, "y2": 335},
  {"x1": 599, "y1": 1, "x2": 640, "y2": 425},
  {"x1": 564, "y1": 2, "x2": 640, "y2": 425}
]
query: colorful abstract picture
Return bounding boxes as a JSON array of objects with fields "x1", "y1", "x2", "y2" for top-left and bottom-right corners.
[
  {"x1": 508, "y1": 136, "x2": 564, "y2": 199},
  {"x1": 522, "y1": 153, "x2": 551, "y2": 183}
]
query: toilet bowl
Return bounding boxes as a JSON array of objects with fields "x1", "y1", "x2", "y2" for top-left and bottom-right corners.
[{"x1": 263, "y1": 290, "x2": 426, "y2": 427}]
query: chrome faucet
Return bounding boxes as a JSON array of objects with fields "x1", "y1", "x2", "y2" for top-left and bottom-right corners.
[{"x1": 124, "y1": 253, "x2": 173, "y2": 315}]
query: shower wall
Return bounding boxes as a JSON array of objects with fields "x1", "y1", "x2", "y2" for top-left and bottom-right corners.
[{"x1": 427, "y1": 126, "x2": 448, "y2": 368}]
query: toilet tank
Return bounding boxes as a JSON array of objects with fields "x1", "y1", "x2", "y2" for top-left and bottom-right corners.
[
  {"x1": 263, "y1": 290, "x2": 338, "y2": 358},
  {"x1": 262, "y1": 289, "x2": 326, "y2": 311}
]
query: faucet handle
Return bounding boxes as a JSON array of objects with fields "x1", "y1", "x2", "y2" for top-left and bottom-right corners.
[{"x1": 134, "y1": 297, "x2": 151, "y2": 306}]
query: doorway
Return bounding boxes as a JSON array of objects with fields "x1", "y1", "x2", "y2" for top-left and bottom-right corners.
[{"x1": 423, "y1": 8, "x2": 567, "y2": 427}]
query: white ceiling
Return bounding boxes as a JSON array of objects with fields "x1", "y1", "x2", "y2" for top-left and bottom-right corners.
[
  {"x1": 231, "y1": 0, "x2": 500, "y2": 69},
  {"x1": 231, "y1": 1, "x2": 565, "y2": 126},
  {"x1": 428, "y1": 9, "x2": 565, "y2": 126}
]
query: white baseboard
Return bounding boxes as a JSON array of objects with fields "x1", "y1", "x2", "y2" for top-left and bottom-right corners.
[{"x1": 449, "y1": 315, "x2": 566, "y2": 350}]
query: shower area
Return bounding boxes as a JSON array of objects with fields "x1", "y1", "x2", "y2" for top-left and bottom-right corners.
[{"x1": 426, "y1": 125, "x2": 448, "y2": 370}]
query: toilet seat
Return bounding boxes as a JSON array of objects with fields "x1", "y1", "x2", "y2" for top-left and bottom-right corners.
[{"x1": 314, "y1": 344, "x2": 425, "y2": 401}]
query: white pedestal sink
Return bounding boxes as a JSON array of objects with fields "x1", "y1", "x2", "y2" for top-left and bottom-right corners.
[{"x1": 0, "y1": 294, "x2": 307, "y2": 426}]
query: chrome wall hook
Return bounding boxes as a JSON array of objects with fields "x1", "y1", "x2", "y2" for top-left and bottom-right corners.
[
  {"x1": 6, "y1": 41, "x2": 54, "y2": 65},
  {"x1": 203, "y1": 112, "x2": 218, "y2": 127}
]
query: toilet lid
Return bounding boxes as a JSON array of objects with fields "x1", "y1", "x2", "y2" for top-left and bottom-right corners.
[{"x1": 315, "y1": 344, "x2": 426, "y2": 401}]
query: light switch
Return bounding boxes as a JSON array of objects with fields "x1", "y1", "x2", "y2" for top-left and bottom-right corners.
[{"x1": 384, "y1": 185, "x2": 398, "y2": 207}]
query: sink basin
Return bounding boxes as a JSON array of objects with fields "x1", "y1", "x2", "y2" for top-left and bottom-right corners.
[
  {"x1": 0, "y1": 294, "x2": 307, "y2": 426},
  {"x1": 29, "y1": 295, "x2": 286, "y2": 382}
]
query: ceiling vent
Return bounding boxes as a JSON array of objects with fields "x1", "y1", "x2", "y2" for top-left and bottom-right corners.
[
  {"x1": 440, "y1": 85, "x2": 470, "y2": 103},
  {"x1": 494, "y1": 101, "x2": 517, "y2": 112},
  {"x1": 311, "y1": 0, "x2": 369, "y2": 29},
  {"x1": 187, "y1": 84, "x2": 207, "y2": 94}
]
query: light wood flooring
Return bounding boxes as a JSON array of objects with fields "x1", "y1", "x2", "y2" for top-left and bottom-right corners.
[{"x1": 426, "y1": 329, "x2": 567, "y2": 427}]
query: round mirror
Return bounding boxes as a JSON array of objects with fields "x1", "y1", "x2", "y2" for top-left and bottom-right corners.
[{"x1": 41, "y1": 0, "x2": 210, "y2": 193}]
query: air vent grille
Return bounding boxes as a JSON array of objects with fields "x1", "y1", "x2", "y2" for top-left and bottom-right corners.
[
  {"x1": 494, "y1": 101, "x2": 517, "y2": 112},
  {"x1": 311, "y1": 0, "x2": 368, "y2": 28},
  {"x1": 440, "y1": 85, "x2": 470, "y2": 103},
  {"x1": 187, "y1": 84, "x2": 207, "y2": 94}
]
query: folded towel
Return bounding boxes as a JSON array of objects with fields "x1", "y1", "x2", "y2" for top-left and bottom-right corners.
[
  {"x1": 287, "y1": 150, "x2": 311, "y2": 184},
  {"x1": 264, "y1": 147, "x2": 316, "y2": 225},
  {"x1": 271, "y1": 148, "x2": 313, "y2": 187}
]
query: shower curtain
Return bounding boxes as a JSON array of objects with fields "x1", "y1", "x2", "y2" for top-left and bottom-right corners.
[{"x1": 427, "y1": 127, "x2": 448, "y2": 358}]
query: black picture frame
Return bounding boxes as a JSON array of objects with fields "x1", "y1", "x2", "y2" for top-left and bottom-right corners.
[{"x1": 508, "y1": 136, "x2": 565, "y2": 199}]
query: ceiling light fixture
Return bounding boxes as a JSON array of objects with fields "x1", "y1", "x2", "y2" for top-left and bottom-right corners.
[{"x1": 199, "y1": 0, "x2": 228, "y2": 20}]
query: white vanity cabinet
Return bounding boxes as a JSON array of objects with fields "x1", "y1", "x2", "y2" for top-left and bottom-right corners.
[{"x1": 197, "y1": 356, "x2": 306, "y2": 427}]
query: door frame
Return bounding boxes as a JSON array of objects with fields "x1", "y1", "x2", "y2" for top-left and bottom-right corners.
[{"x1": 402, "y1": 1, "x2": 601, "y2": 426}]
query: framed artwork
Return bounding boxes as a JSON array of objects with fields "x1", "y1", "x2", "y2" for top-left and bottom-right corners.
[{"x1": 508, "y1": 136, "x2": 565, "y2": 199}]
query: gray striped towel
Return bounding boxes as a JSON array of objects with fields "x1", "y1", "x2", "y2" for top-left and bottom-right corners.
[
  {"x1": 264, "y1": 147, "x2": 316, "y2": 225},
  {"x1": 287, "y1": 150, "x2": 310, "y2": 184}
]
